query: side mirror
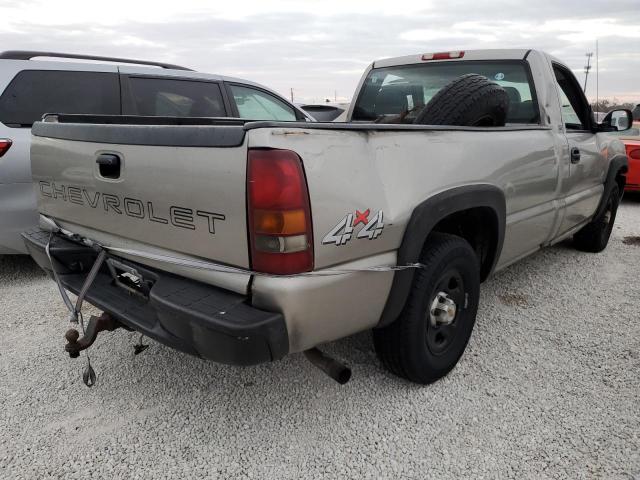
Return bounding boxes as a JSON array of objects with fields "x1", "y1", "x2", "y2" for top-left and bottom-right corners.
[{"x1": 600, "y1": 109, "x2": 633, "y2": 132}]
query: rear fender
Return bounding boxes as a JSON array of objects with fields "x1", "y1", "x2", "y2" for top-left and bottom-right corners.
[{"x1": 378, "y1": 184, "x2": 506, "y2": 327}]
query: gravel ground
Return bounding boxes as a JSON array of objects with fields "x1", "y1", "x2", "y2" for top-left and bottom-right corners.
[{"x1": 1, "y1": 198, "x2": 639, "y2": 479}]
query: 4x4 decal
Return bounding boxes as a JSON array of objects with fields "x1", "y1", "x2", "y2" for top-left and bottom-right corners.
[{"x1": 322, "y1": 209, "x2": 384, "y2": 246}]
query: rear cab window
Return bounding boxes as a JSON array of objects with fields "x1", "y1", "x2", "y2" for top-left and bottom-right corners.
[
  {"x1": 229, "y1": 84, "x2": 297, "y2": 121},
  {"x1": 125, "y1": 77, "x2": 226, "y2": 117},
  {"x1": 352, "y1": 61, "x2": 540, "y2": 125},
  {"x1": 0, "y1": 70, "x2": 120, "y2": 127}
]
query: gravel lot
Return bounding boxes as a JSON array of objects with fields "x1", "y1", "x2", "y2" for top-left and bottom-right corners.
[{"x1": 1, "y1": 198, "x2": 639, "y2": 479}]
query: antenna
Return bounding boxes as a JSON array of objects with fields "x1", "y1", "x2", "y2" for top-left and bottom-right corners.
[
  {"x1": 596, "y1": 40, "x2": 599, "y2": 111},
  {"x1": 583, "y1": 52, "x2": 593, "y2": 93}
]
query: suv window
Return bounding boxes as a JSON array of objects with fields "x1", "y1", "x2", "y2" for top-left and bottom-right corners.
[
  {"x1": 0, "y1": 70, "x2": 120, "y2": 127},
  {"x1": 352, "y1": 61, "x2": 540, "y2": 124},
  {"x1": 229, "y1": 84, "x2": 297, "y2": 121},
  {"x1": 553, "y1": 65, "x2": 591, "y2": 130},
  {"x1": 127, "y1": 77, "x2": 226, "y2": 117}
]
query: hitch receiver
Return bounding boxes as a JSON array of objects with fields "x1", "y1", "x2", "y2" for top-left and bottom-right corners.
[{"x1": 64, "y1": 312, "x2": 121, "y2": 358}]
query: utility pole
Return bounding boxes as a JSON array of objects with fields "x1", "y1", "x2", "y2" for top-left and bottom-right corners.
[
  {"x1": 583, "y1": 52, "x2": 593, "y2": 92},
  {"x1": 290, "y1": 88, "x2": 294, "y2": 103}
]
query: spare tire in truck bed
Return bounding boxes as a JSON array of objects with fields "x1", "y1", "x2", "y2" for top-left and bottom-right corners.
[{"x1": 414, "y1": 73, "x2": 509, "y2": 127}]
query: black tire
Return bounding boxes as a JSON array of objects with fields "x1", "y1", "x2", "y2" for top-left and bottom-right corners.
[
  {"x1": 414, "y1": 73, "x2": 509, "y2": 127},
  {"x1": 373, "y1": 232, "x2": 480, "y2": 384},
  {"x1": 573, "y1": 185, "x2": 620, "y2": 252}
]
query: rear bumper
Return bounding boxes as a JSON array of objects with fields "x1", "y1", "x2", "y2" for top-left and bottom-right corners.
[
  {"x1": 22, "y1": 228, "x2": 288, "y2": 365},
  {"x1": 0, "y1": 182, "x2": 38, "y2": 254}
]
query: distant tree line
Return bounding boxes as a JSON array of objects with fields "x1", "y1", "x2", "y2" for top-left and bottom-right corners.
[{"x1": 590, "y1": 98, "x2": 638, "y2": 112}]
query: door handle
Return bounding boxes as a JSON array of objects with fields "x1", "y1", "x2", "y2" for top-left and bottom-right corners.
[
  {"x1": 96, "y1": 153, "x2": 121, "y2": 179},
  {"x1": 570, "y1": 147, "x2": 581, "y2": 164}
]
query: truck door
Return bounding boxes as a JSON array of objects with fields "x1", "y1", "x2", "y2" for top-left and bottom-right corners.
[{"x1": 551, "y1": 64, "x2": 606, "y2": 236}]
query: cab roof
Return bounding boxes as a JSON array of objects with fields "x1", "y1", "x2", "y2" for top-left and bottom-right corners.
[{"x1": 373, "y1": 49, "x2": 533, "y2": 69}]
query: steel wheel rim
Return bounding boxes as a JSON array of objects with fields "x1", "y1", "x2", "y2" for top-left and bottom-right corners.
[{"x1": 425, "y1": 269, "x2": 465, "y2": 356}]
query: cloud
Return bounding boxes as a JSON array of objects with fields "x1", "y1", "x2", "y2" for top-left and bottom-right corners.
[
  {"x1": 0, "y1": 0, "x2": 638, "y2": 103},
  {"x1": 400, "y1": 29, "x2": 498, "y2": 43},
  {"x1": 289, "y1": 33, "x2": 330, "y2": 43}
]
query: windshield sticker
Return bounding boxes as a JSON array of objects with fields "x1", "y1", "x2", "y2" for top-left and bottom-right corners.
[
  {"x1": 322, "y1": 209, "x2": 384, "y2": 246},
  {"x1": 494, "y1": 72, "x2": 505, "y2": 81}
]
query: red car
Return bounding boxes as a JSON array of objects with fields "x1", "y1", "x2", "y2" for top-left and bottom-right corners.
[{"x1": 623, "y1": 139, "x2": 640, "y2": 192}]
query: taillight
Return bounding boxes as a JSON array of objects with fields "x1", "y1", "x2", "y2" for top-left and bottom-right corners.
[
  {"x1": 629, "y1": 148, "x2": 640, "y2": 160},
  {"x1": 0, "y1": 139, "x2": 12, "y2": 157},
  {"x1": 247, "y1": 149, "x2": 313, "y2": 274},
  {"x1": 422, "y1": 51, "x2": 465, "y2": 61}
]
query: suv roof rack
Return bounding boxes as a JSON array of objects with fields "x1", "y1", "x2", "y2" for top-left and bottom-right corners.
[{"x1": 0, "y1": 50, "x2": 193, "y2": 71}]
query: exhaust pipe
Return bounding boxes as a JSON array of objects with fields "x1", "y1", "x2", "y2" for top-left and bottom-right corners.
[{"x1": 304, "y1": 348, "x2": 352, "y2": 384}]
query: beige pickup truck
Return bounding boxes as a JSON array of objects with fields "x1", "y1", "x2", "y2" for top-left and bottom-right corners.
[{"x1": 24, "y1": 49, "x2": 632, "y2": 385}]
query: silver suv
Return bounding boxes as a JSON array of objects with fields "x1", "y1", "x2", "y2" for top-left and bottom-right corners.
[{"x1": 0, "y1": 50, "x2": 311, "y2": 254}]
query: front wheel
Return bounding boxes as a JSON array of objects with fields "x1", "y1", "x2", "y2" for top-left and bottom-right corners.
[
  {"x1": 573, "y1": 185, "x2": 620, "y2": 253},
  {"x1": 373, "y1": 233, "x2": 480, "y2": 384}
]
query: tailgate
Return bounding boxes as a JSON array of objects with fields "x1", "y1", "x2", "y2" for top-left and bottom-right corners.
[{"x1": 30, "y1": 119, "x2": 251, "y2": 290}]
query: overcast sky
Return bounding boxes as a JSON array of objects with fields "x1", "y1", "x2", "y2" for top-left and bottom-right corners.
[{"x1": 0, "y1": 0, "x2": 638, "y2": 103}]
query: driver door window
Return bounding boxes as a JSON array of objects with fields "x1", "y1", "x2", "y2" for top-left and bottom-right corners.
[
  {"x1": 553, "y1": 65, "x2": 589, "y2": 130},
  {"x1": 557, "y1": 89, "x2": 583, "y2": 128}
]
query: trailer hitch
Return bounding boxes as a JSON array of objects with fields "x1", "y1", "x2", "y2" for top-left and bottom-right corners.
[{"x1": 64, "y1": 312, "x2": 121, "y2": 358}]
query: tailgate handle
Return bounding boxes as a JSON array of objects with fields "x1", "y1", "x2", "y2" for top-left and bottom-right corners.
[{"x1": 96, "y1": 153, "x2": 121, "y2": 179}]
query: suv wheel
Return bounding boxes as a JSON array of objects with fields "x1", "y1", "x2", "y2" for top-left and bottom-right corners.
[
  {"x1": 373, "y1": 232, "x2": 480, "y2": 384},
  {"x1": 574, "y1": 185, "x2": 620, "y2": 253}
]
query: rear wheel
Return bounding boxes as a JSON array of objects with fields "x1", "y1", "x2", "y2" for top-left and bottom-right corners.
[
  {"x1": 573, "y1": 185, "x2": 620, "y2": 253},
  {"x1": 373, "y1": 233, "x2": 480, "y2": 384}
]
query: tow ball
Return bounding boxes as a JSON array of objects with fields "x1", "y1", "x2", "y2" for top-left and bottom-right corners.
[{"x1": 64, "y1": 312, "x2": 122, "y2": 358}]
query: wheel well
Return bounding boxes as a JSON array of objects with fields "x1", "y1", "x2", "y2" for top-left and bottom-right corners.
[
  {"x1": 378, "y1": 185, "x2": 505, "y2": 327},
  {"x1": 431, "y1": 207, "x2": 499, "y2": 281}
]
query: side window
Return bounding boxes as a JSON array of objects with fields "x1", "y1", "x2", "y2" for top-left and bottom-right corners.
[
  {"x1": 557, "y1": 88, "x2": 582, "y2": 127},
  {"x1": 229, "y1": 85, "x2": 297, "y2": 121},
  {"x1": 553, "y1": 65, "x2": 590, "y2": 130},
  {"x1": 0, "y1": 70, "x2": 120, "y2": 127},
  {"x1": 127, "y1": 77, "x2": 226, "y2": 117}
]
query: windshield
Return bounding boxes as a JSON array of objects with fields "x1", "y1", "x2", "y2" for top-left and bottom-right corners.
[{"x1": 352, "y1": 61, "x2": 540, "y2": 125}]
